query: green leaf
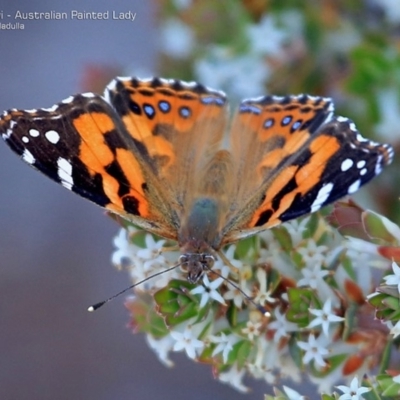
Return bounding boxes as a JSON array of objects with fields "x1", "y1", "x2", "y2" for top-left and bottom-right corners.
[
  {"x1": 154, "y1": 279, "x2": 201, "y2": 326},
  {"x1": 273, "y1": 226, "x2": 293, "y2": 251},
  {"x1": 288, "y1": 334, "x2": 303, "y2": 369},
  {"x1": 377, "y1": 374, "x2": 400, "y2": 397},
  {"x1": 236, "y1": 340, "x2": 252, "y2": 369},
  {"x1": 363, "y1": 211, "x2": 400, "y2": 244},
  {"x1": 286, "y1": 287, "x2": 317, "y2": 326},
  {"x1": 127, "y1": 296, "x2": 169, "y2": 338}
]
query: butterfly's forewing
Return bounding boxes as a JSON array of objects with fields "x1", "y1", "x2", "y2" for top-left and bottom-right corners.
[
  {"x1": 224, "y1": 95, "x2": 394, "y2": 242},
  {"x1": 0, "y1": 93, "x2": 177, "y2": 238}
]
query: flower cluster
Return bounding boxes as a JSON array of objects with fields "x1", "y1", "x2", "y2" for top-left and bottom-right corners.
[
  {"x1": 85, "y1": 1, "x2": 400, "y2": 398},
  {"x1": 111, "y1": 199, "x2": 400, "y2": 398}
]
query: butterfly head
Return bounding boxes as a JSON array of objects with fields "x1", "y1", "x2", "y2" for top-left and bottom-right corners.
[{"x1": 179, "y1": 252, "x2": 215, "y2": 283}]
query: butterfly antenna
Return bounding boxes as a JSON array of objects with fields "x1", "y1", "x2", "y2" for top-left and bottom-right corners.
[
  {"x1": 88, "y1": 263, "x2": 181, "y2": 312},
  {"x1": 205, "y1": 265, "x2": 270, "y2": 317}
]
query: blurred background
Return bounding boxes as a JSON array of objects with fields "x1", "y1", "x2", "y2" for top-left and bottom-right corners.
[{"x1": 0, "y1": 1, "x2": 399, "y2": 399}]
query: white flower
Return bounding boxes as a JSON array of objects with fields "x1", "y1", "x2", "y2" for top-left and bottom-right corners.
[
  {"x1": 223, "y1": 283, "x2": 245, "y2": 309},
  {"x1": 284, "y1": 217, "x2": 310, "y2": 246},
  {"x1": 195, "y1": 46, "x2": 270, "y2": 100},
  {"x1": 375, "y1": 88, "x2": 400, "y2": 140},
  {"x1": 160, "y1": 19, "x2": 194, "y2": 59},
  {"x1": 324, "y1": 20, "x2": 361, "y2": 53},
  {"x1": 170, "y1": 325, "x2": 204, "y2": 359},
  {"x1": 297, "y1": 334, "x2": 329, "y2": 367},
  {"x1": 146, "y1": 334, "x2": 174, "y2": 367},
  {"x1": 223, "y1": 245, "x2": 242, "y2": 269},
  {"x1": 297, "y1": 264, "x2": 329, "y2": 290},
  {"x1": 191, "y1": 274, "x2": 226, "y2": 308},
  {"x1": 375, "y1": 212, "x2": 400, "y2": 241},
  {"x1": 283, "y1": 385, "x2": 306, "y2": 400},
  {"x1": 371, "y1": 0, "x2": 400, "y2": 24},
  {"x1": 136, "y1": 234, "x2": 166, "y2": 270},
  {"x1": 247, "y1": 15, "x2": 288, "y2": 56},
  {"x1": 212, "y1": 250, "x2": 231, "y2": 279},
  {"x1": 172, "y1": 0, "x2": 192, "y2": 10},
  {"x1": 242, "y1": 320, "x2": 262, "y2": 341},
  {"x1": 268, "y1": 308, "x2": 298, "y2": 342},
  {"x1": 218, "y1": 363, "x2": 249, "y2": 393},
  {"x1": 248, "y1": 339, "x2": 278, "y2": 382},
  {"x1": 383, "y1": 261, "x2": 400, "y2": 294},
  {"x1": 210, "y1": 332, "x2": 238, "y2": 363},
  {"x1": 393, "y1": 374, "x2": 400, "y2": 384},
  {"x1": 253, "y1": 268, "x2": 276, "y2": 306},
  {"x1": 308, "y1": 298, "x2": 345, "y2": 337},
  {"x1": 112, "y1": 227, "x2": 137, "y2": 267},
  {"x1": 336, "y1": 376, "x2": 371, "y2": 400},
  {"x1": 390, "y1": 320, "x2": 400, "y2": 338},
  {"x1": 297, "y1": 239, "x2": 328, "y2": 268}
]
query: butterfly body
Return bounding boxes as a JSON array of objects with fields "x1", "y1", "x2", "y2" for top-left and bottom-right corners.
[{"x1": 0, "y1": 77, "x2": 394, "y2": 283}]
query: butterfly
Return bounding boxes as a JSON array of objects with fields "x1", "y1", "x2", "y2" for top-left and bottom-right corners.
[{"x1": 0, "y1": 77, "x2": 394, "y2": 283}]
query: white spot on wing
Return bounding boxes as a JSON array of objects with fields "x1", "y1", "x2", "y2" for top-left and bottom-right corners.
[
  {"x1": 357, "y1": 160, "x2": 366, "y2": 169},
  {"x1": 82, "y1": 92, "x2": 96, "y2": 98},
  {"x1": 2, "y1": 120, "x2": 17, "y2": 139},
  {"x1": 42, "y1": 104, "x2": 58, "y2": 112},
  {"x1": 360, "y1": 168, "x2": 367, "y2": 176},
  {"x1": 29, "y1": 128, "x2": 40, "y2": 137},
  {"x1": 62, "y1": 96, "x2": 74, "y2": 104},
  {"x1": 22, "y1": 149, "x2": 35, "y2": 164},
  {"x1": 45, "y1": 130, "x2": 60, "y2": 144},
  {"x1": 356, "y1": 133, "x2": 368, "y2": 142},
  {"x1": 22, "y1": 136, "x2": 29, "y2": 143},
  {"x1": 311, "y1": 182, "x2": 334, "y2": 213},
  {"x1": 349, "y1": 122, "x2": 357, "y2": 131},
  {"x1": 348, "y1": 179, "x2": 361, "y2": 194},
  {"x1": 341, "y1": 158, "x2": 353, "y2": 172},
  {"x1": 57, "y1": 157, "x2": 73, "y2": 190},
  {"x1": 375, "y1": 155, "x2": 383, "y2": 175}
]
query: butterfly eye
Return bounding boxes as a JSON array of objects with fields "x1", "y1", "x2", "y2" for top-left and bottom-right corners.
[
  {"x1": 179, "y1": 254, "x2": 189, "y2": 266},
  {"x1": 203, "y1": 254, "x2": 215, "y2": 268}
]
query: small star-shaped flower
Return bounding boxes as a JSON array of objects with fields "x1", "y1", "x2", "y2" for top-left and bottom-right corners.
[
  {"x1": 209, "y1": 332, "x2": 238, "y2": 363},
  {"x1": 170, "y1": 326, "x2": 204, "y2": 359},
  {"x1": 146, "y1": 334, "x2": 174, "y2": 367},
  {"x1": 297, "y1": 239, "x2": 328, "y2": 269},
  {"x1": 297, "y1": 264, "x2": 329, "y2": 290},
  {"x1": 218, "y1": 363, "x2": 249, "y2": 393},
  {"x1": 390, "y1": 320, "x2": 400, "y2": 338},
  {"x1": 191, "y1": 274, "x2": 225, "y2": 308},
  {"x1": 136, "y1": 234, "x2": 166, "y2": 270},
  {"x1": 308, "y1": 298, "x2": 345, "y2": 337},
  {"x1": 112, "y1": 227, "x2": 138, "y2": 267},
  {"x1": 242, "y1": 320, "x2": 262, "y2": 341},
  {"x1": 282, "y1": 385, "x2": 306, "y2": 400},
  {"x1": 268, "y1": 308, "x2": 298, "y2": 342},
  {"x1": 383, "y1": 261, "x2": 400, "y2": 294},
  {"x1": 253, "y1": 268, "x2": 276, "y2": 306},
  {"x1": 297, "y1": 333, "x2": 329, "y2": 367},
  {"x1": 336, "y1": 376, "x2": 371, "y2": 400}
]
